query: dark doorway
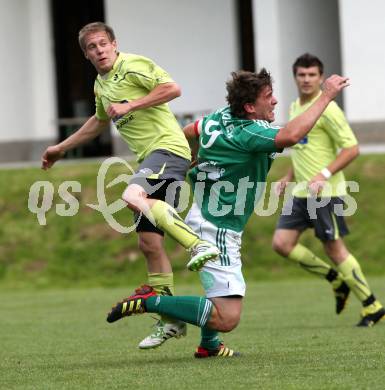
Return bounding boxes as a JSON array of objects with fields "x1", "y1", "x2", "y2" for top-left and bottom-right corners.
[
  {"x1": 50, "y1": 0, "x2": 113, "y2": 158},
  {"x1": 237, "y1": 0, "x2": 255, "y2": 72}
]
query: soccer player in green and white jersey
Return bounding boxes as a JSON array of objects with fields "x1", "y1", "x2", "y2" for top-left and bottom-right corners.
[
  {"x1": 41, "y1": 22, "x2": 220, "y2": 349},
  {"x1": 107, "y1": 69, "x2": 350, "y2": 357},
  {"x1": 273, "y1": 53, "x2": 385, "y2": 326}
]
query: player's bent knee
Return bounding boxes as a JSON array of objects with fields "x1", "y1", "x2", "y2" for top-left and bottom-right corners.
[
  {"x1": 122, "y1": 185, "x2": 144, "y2": 210},
  {"x1": 122, "y1": 190, "x2": 135, "y2": 207},
  {"x1": 211, "y1": 313, "x2": 240, "y2": 332},
  {"x1": 222, "y1": 321, "x2": 240, "y2": 333},
  {"x1": 217, "y1": 318, "x2": 240, "y2": 333},
  {"x1": 272, "y1": 235, "x2": 289, "y2": 256}
]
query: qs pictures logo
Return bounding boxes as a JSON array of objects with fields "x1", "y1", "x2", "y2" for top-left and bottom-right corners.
[{"x1": 28, "y1": 157, "x2": 140, "y2": 233}]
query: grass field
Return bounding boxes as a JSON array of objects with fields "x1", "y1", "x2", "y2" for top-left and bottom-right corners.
[
  {"x1": 1, "y1": 154, "x2": 385, "y2": 288},
  {"x1": 1, "y1": 154, "x2": 385, "y2": 388},
  {"x1": 1, "y1": 278, "x2": 385, "y2": 389}
]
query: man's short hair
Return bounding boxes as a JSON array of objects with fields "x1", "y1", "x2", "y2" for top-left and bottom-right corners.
[
  {"x1": 292, "y1": 53, "x2": 324, "y2": 76},
  {"x1": 78, "y1": 22, "x2": 116, "y2": 51},
  {"x1": 226, "y1": 69, "x2": 272, "y2": 119}
]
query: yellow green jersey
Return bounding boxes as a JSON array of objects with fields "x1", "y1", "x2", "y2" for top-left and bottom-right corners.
[
  {"x1": 290, "y1": 92, "x2": 358, "y2": 197},
  {"x1": 94, "y1": 52, "x2": 191, "y2": 162}
]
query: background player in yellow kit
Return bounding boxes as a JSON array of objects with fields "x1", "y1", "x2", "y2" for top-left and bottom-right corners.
[{"x1": 272, "y1": 53, "x2": 385, "y2": 327}]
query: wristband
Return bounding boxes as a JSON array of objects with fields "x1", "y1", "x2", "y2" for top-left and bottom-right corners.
[
  {"x1": 193, "y1": 120, "x2": 199, "y2": 138},
  {"x1": 321, "y1": 168, "x2": 332, "y2": 179}
]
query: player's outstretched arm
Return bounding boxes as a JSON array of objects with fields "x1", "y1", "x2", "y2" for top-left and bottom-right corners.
[
  {"x1": 183, "y1": 122, "x2": 199, "y2": 167},
  {"x1": 106, "y1": 82, "x2": 181, "y2": 119},
  {"x1": 41, "y1": 115, "x2": 109, "y2": 170},
  {"x1": 183, "y1": 122, "x2": 198, "y2": 141},
  {"x1": 275, "y1": 75, "x2": 350, "y2": 149}
]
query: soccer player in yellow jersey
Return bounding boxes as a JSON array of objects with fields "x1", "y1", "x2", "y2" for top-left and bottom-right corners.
[
  {"x1": 273, "y1": 53, "x2": 384, "y2": 326},
  {"x1": 41, "y1": 22, "x2": 220, "y2": 348}
]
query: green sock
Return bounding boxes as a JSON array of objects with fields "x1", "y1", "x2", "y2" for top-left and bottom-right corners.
[
  {"x1": 200, "y1": 327, "x2": 220, "y2": 350},
  {"x1": 288, "y1": 244, "x2": 331, "y2": 278},
  {"x1": 337, "y1": 254, "x2": 372, "y2": 303},
  {"x1": 149, "y1": 201, "x2": 200, "y2": 249},
  {"x1": 148, "y1": 272, "x2": 176, "y2": 323},
  {"x1": 145, "y1": 295, "x2": 213, "y2": 327}
]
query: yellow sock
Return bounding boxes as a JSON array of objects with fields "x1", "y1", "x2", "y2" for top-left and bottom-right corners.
[
  {"x1": 361, "y1": 300, "x2": 383, "y2": 315},
  {"x1": 288, "y1": 244, "x2": 331, "y2": 278},
  {"x1": 148, "y1": 272, "x2": 176, "y2": 323},
  {"x1": 148, "y1": 272, "x2": 175, "y2": 295},
  {"x1": 337, "y1": 254, "x2": 372, "y2": 303},
  {"x1": 149, "y1": 200, "x2": 200, "y2": 249}
]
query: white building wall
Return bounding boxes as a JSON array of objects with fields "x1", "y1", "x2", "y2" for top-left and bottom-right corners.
[
  {"x1": 254, "y1": 0, "x2": 341, "y2": 124},
  {"x1": 339, "y1": 0, "x2": 385, "y2": 122},
  {"x1": 0, "y1": 0, "x2": 56, "y2": 143},
  {"x1": 1, "y1": 0, "x2": 384, "y2": 162},
  {"x1": 27, "y1": 0, "x2": 57, "y2": 140},
  {"x1": 252, "y1": 0, "x2": 284, "y2": 122},
  {"x1": 1, "y1": 0, "x2": 33, "y2": 142},
  {"x1": 105, "y1": 0, "x2": 239, "y2": 115}
]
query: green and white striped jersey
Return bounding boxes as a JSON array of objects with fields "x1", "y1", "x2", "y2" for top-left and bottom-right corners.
[{"x1": 189, "y1": 106, "x2": 281, "y2": 232}]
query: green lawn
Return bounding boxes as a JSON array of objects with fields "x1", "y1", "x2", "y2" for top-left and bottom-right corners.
[
  {"x1": 1, "y1": 278, "x2": 385, "y2": 389},
  {"x1": 1, "y1": 154, "x2": 385, "y2": 288}
]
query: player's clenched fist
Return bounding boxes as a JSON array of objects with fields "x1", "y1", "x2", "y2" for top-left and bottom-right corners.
[
  {"x1": 41, "y1": 145, "x2": 65, "y2": 170},
  {"x1": 106, "y1": 102, "x2": 132, "y2": 119},
  {"x1": 322, "y1": 75, "x2": 350, "y2": 100}
]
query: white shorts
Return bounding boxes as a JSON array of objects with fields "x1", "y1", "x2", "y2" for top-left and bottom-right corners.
[{"x1": 185, "y1": 203, "x2": 246, "y2": 298}]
